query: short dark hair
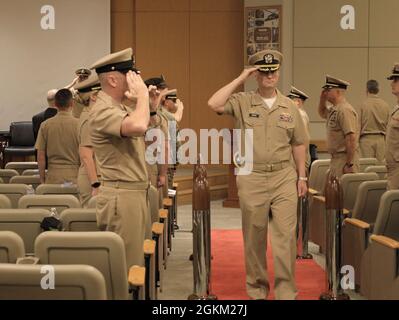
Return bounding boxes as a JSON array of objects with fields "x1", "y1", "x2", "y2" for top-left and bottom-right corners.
[
  {"x1": 55, "y1": 89, "x2": 73, "y2": 109},
  {"x1": 367, "y1": 80, "x2": 379, "y2": 94}
]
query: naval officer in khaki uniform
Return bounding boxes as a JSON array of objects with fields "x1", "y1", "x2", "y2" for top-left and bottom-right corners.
[
  {"x1": 359, "y1": 80, "x2": 391, "y2": 163},
  {"x1": 35, "y1": 89, "x2": 80, "y2": 184},
  {"x1": 89, "y1": 48, "x2": 150, "y2": 268},
  {"x1": 318, "y1": 76, "x2": 360, "y2": 178},
  {"x1": 288, "y1": 86, "x2": 311, "y2": 171},
  {"x1": 75, "y1": 75, "x2": 102, "y2": 207},
  {"x1": 208, "y1": 50, "x2": 308, "y2": 300},
  {"x1": 386, "y1": 64, "x2": 399, "y2": 190}
]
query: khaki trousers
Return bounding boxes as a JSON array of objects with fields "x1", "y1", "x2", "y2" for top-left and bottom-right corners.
[
  {"x1": 46, "y1": 166, "x2": 78, "y2": 184},
  {"x1": 359, "y1": 135, "x2": 386, "y2": 164},
  {"x1": 237, "y1": 165, "x2": 298, "y2": 300},
  {"x1": 96, "y1": 184, "x2": 150, "y2": 268},
  {"x1": 387, "y1": 164, "x2": 399, "y2": 190},
  {"x1": 330, "y1": 153, "x2": 360, "y2": 178},
  {"x1": 148, "y1": 185, "x2": 160, "y2": 223},
  {"x1": 77, "y1": 168, "x2": 92, "y2": 208}
]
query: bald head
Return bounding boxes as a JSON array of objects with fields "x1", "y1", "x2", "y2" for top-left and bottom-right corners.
[{"x1": 47, "y1": 89, "x2": 58, "y2": 107}]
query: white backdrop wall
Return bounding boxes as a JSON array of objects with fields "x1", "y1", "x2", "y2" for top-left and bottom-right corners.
[{"x1": 0, "y1": 0, "x2": 110, "y2": 130}]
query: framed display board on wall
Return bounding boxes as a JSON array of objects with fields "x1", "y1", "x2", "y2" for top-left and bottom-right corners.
[{"x1": 245, "y1": 5, "x2": 282, "y2": 63}]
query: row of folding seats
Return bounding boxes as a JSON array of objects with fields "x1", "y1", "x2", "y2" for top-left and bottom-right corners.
[
  {"x1": 356, "y1": 190, "x2": 399, "y2": 299},
  {"x1": 0, "y1": 184, "x2": 80, "y2": 208},
  {"x1": 0, "y1": 230, "x2": 147, "y2": 300}
]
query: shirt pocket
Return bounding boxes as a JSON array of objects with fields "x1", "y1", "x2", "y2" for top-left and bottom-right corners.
[
  {"x1": 243, "y1": 115, "x2": 265, "y2": 128},
  {"x1": 276, "y1": 121, "x2": 295, "y2": 142}
]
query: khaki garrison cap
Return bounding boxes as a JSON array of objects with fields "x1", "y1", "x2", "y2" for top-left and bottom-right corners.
[
  {"x1": 248, "y1": 49, "x2": 283, "y2": 73},
  {"x1": 165, "y1": 89, "x2": 177, "y2": 101},
  {"x1": 90, "y1": 48, "x2": 137, "y2": 74},
  {"x1": 322, "y1": 75, "x2": 350, "y2": 90},
  {"x1": 74, "y1": 74, "x2": 101, "y2": 93},
  {"x1": 287, "y1": 86, "x2": 309, "y2": 101},
  {"x1": 387, "y1": 63, "x2": 399, "y2": 80}
]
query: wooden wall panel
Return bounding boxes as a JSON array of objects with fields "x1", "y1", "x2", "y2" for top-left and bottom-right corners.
[
  {"x1": 111, "y1": 12, "x2": 134, "y2": 52},
  {"x1": 136, "y1": 0, "x2": 189, "y2": 12},
  {"x1": 190, "y1": 12, "x2": 241, "y2": 133},
  {"x1": 135, "y1": 12, "x2": 190, "y2": 129},
  {"x1": 190, "y1": 0, "x2": 243, "y2": 12},
  {"x1": 111, "y1": 0, "x2": 134, "y2": 12}
]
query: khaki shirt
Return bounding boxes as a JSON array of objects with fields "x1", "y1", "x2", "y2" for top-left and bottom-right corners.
[
  {"x1": 78, "y1": 106, "x2": 100, "y2": 175},
  {"x1": 88, "y1": 91, "x2": 148, "y2": 183},
  {"x1": 386, "y1": 106, "x2": 399, "y2": 165},
  {"x1": 35, "y1": 111, "x2": 80, "y2": 168},
  {"x1": 146, "y1": 112, "x2": 170, "y2": 178},
  {"x1": 158, "y1": 107, "x2": 180, "y2": 165},
  {"x1": 223, "y1": 89, "x2": 307, "y2": 164},
  {"x1": 326, "y1": 101, "x2": 359, "y2": 154},
  {"x1": 359, "y1": 95, "x2": 391, "y2": 136}
]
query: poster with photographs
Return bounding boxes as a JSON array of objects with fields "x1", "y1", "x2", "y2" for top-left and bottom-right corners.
[{"x1": 245, "y1": 6, "x2": 281, "y2": 62}]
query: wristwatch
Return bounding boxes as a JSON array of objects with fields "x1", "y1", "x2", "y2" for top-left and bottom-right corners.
[
  {"x1": 298, "y1": 177, "x2": 308, "y2": 182},
  {"x1": 150, "y1": 111, "x2": 157, "y2": 116},
  {"x1": 91, "y1": 181, "x2": 101, "y2": 188},
  {"x1": 345, "y1": 163, "x2": 354, "y2": 168}
]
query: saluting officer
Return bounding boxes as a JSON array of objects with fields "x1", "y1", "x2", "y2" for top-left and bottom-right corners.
[
  {"x1": 74, "y1": 75, "x2": 102, "y2": 207},
  {"x1": 318, "y1": 75, "x2": 360, "y2": 178},
  {"x1": 89, "y1": 48, "x2": 150, "y2": 268},
  {"x1": 208, "y1": 50, "x2": 308, "y2": 300}
]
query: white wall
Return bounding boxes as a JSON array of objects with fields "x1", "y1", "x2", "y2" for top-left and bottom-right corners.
[{"x1": 0, "y1": 0, "x2": 110, "y2": 130}]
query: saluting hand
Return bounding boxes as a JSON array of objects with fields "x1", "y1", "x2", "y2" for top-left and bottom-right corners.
[
  {"x1": 176, "y1": 99, "x2": 184, "y2": 110},
  {"x1": 148, "y1": 85, "x2": 160, "y2": 111},
  {"x1": 238, "y1": 67, "x2": 259, "y2": 82},
  {"x1": 125, "y1": 71, "x2": 149, "y2": 100}
]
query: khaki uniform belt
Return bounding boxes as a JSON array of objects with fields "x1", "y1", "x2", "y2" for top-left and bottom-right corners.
[
  {"x1": 252, "y1": 161, "x2": 290, "y2": 172},
  {"x1": 49, "y1": 164, "x2": 79, "y2": 169},
  {"x1": 102, "y1": 180, "x2": 149, "y2": 190}
]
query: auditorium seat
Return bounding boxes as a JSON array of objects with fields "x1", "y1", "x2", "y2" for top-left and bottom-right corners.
[
  {"x1": 0, "y1": 264, "x2": 107, "y2": 300},
  {"x1": 359, "y1": 158, "x2": 378, "y2": 172},
  {"x1": 0, "y1": 169, "x2": 19, "y2": 183},
  {"x1": 308, "y1": 159, "x2": 331, "y2": 195},
  {"x1": 10, "y1": 175, "x2": 41, "y2": 189},
  {"x1": 3, "y1": 122, "x2": 36, "y2": 163},
  {"x1": 342, "y1": 180, "x2": 388, "y2": 288},
  {"x1": 0, "y1": 209, "x2": 49, "y2": 254},
  {"x1": 360, "y1": 190, "x2": 399, "y2": 299},
  {"x1": 0, "y1": 195, "x2": 12, "y2": 209},
  {"x1": 22, "y1": 169, "x2": 40, "y2": 176},
  {"x1": 0, "y1": 184, "x2": 29, "y2": 208},
  {"x1": 0, "y1": 231, "x2": 25, "y2": 263},
  {"x1": 309, "y1": 172, "x2": 378, "y2": 253},
  {"x1": 5, "y1": 162, "x2": 38, "y2": 175},
  {"x1": 341, "y1": 172, "x2": 379, "y2": 213},
  {"x1": 35, "y1": 231, "x2": 146, "y2": 300},
  {"x1": 18, "y1": 194, "x2": 81, "y2": 213},
  {"x1": 36, "y1": 184, "x2": 79, "y2": 198},
  {"x1": 60, "y1": 208, "x2": 99, "y2": 231},
  {"x1": 364, "y1": 165, "x2": 388, "y2": 180}
]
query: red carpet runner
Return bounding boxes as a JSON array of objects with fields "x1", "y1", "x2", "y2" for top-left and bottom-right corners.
[{"x1": 211, "y1": 230, "x2": 326, "y2": 300}]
